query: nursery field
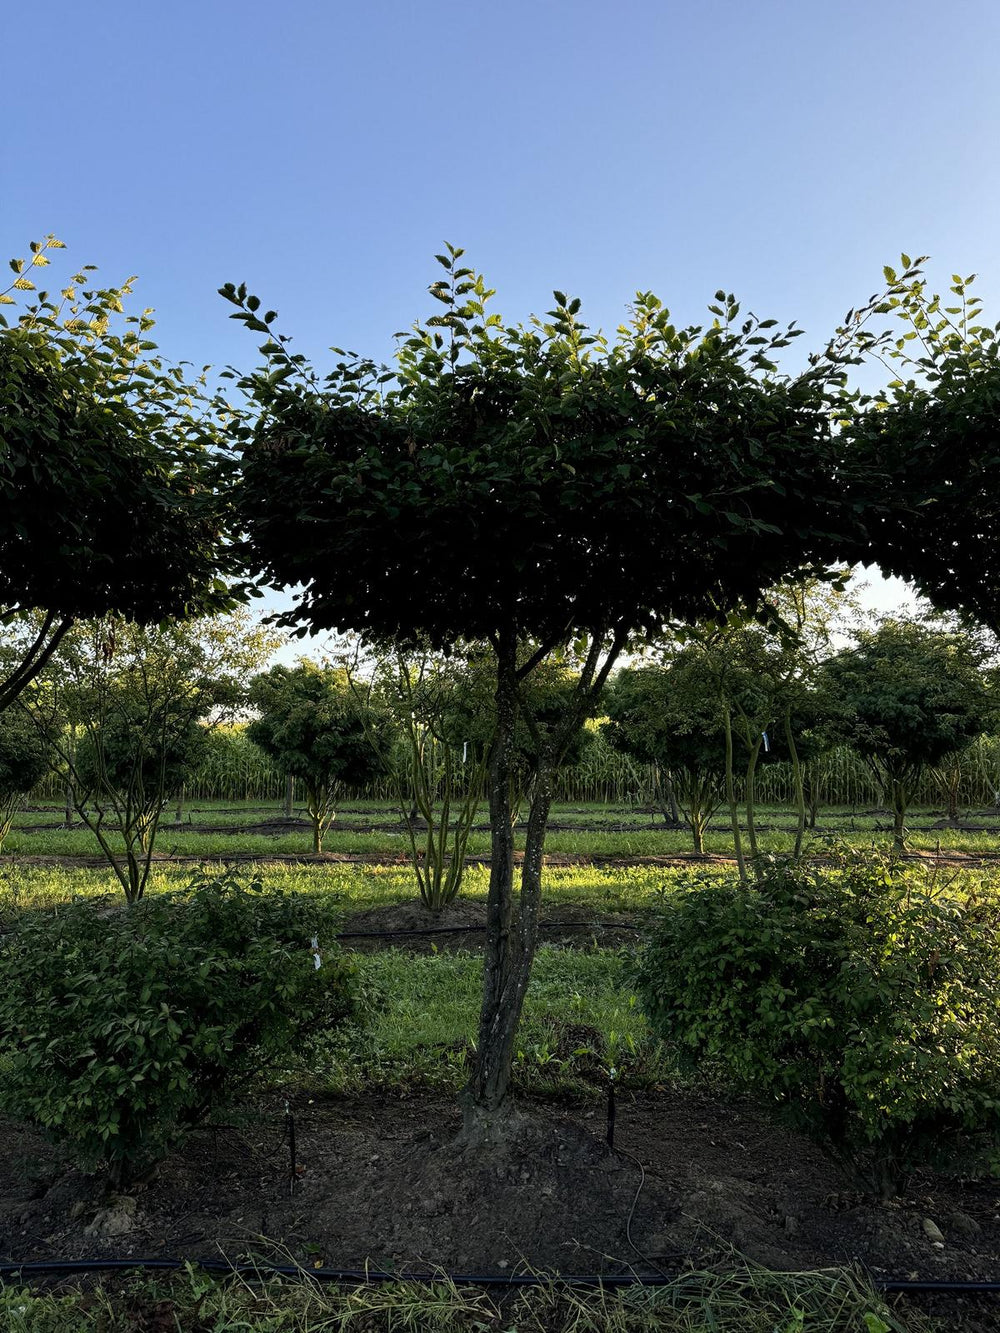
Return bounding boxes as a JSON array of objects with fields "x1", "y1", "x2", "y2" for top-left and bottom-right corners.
[
  {"x1": 10, "y1": 797, "x2": 1000, "y2": 862},
  {"x1": 2, "y1": 850, "x2": 1000, "y2": 1331}
]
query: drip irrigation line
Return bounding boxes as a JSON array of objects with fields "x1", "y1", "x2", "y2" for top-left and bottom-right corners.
[{"x1": 1, "y1": 1257, "x2": 1000, "y2": 1295}]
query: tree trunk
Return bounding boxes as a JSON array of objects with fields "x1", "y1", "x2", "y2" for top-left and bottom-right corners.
[
  {"x1": 691, "y1": 812, "x2": 705, "y2": 855},
  {"x1": 283, "y1": 774, "x2": 294, "y2": 820},
  {"x1": 805, "y1": 767, "x2": 820, "y2": 830},
  {"x1": 784, "y1": 709, "x2": 806, "y2": 860},
  {"x1": 892, "y1": 781, "x2": 907, "y2": 852},
  {"x1": 174, "y1": 783, "x2": 185, "y2": 825},
  {"x1": 64, "y1": 780, "x2": 75, "y2": 830},
  {"x1": 946, "y1": 767, "x2": 960, "y2": 822},
  {"x1": 723, "y1": 703, "x2": 748, "y2": 884},
  {"x1": 653, "y1": 767, "x2": 681, "y2": 827},
  {"x1": 744, "y1": 736, "x2": 763, "y2": 859},
  {"x1": 461, "y1": 628, "x2": 524, "y2": 1140}
]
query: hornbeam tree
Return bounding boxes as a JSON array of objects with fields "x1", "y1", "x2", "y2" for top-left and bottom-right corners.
[
  {"x1": 225, "y1": 247, "x2": 868, "y2": 1138},
  {"x1": 844, "y1": 258, "x2": 1000, "y2": 629},
  {"x1": 0, "y1": 236, "x2": 234, "y2": 710}
]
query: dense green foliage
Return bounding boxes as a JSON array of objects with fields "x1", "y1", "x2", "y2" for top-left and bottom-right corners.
[
  {"x1": 0, "y1": 238, "x2": 234, "y2": 710},
  {"x1": 636, "y1": 852, "x2": 1000, "y2": 1187},
  {"x1": 0, "y1": 708, "x2": 50, "y2": 846},
  {"x1": 0, "y1": 872, "x2": 352, "y2": 1185},
  {"x1": 847, "y1": 260, "x2": 1000, "y2": 631},
  {"x1": 605, "y1": 655, "x2": 725, "y2": 850},
  {"x1": 74, "y1": 706, "x2": 208, "y2": 803},
  {"x1": 823, "y1": 621, "x2": 996, "y2": 844},
  {"x1": 249, "y1": 662, "x2": 389, "y2": 851}
]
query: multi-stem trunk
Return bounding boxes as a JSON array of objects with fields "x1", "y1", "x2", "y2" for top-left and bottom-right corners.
[
  {"x1": 462, "y1": 628, "x2": 521, "y2": 1138},
  {"x1": 306, "y1": 783, "x2": 336, "y2": 854},
  {"x1": 653, "y1": 767, "x2": 681, "y2": 827},
  {"x1": 461, "y1": 622, "x2": 623, "y2": 1140}
]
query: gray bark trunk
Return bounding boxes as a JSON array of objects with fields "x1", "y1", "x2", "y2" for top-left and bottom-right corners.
[{"x1": 461, "y1": 627, "x2": 525, "y2": 1139}]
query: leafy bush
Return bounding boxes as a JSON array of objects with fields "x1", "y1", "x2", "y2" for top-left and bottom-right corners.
[
  {"x1": 635, "y1": 851, "x2": 1000, "y2": 1189},
  {"x1": 0, "y1": 708, "x2": 51, "y2": 847},
  {"x1": 0, "y1": 871, "x2": 352, "y2": 1186}
]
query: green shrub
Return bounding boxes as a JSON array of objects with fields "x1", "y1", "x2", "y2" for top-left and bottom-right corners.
[
  {"x1": 0, "y1": 871, "x2": 352, "y2": 1186},
  {"x1": 0, "y1": 708, "x2": 51, "y2": 848},
  {"x1": 635, "y1": 851, "x2": 1000, "y2": 1189}
]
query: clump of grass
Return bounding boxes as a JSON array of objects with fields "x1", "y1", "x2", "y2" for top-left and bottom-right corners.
[{"x1": 0, "y1": 1261, "x2": 926, "y2": 1331}]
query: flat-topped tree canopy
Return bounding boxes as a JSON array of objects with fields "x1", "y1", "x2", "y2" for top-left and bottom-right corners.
[
  {"x1": 849, "y1": 365, "x2": 1000, "y2": 630},
  {"x1": 0, "y1": 237, "x2": 236, "y2": 710},
  {"x1": 0, "y1": 334, "x2": 227, "y2": 622},
  {"x1": 230, "y1": 253, "x2": 866, "y2": 650},
  {"x1": 842, "y1": 259, "x2": 1000, "y2": 632},
  {"x1": 227, "y1": 249, "x2": 879, "y2": 1129}
]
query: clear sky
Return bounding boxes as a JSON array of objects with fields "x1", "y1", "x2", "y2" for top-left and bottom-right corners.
[{"x1": 7, "y1": 0, "x2": 995, "y2": 627}]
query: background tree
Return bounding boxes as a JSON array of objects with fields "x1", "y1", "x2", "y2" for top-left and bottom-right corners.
[
  {"x1": 784, "y1": 686, "x2": 844, "y2": 833},
  {"x1": 822, "y1": 619, "x2": 995, "y2": 849},
  {"x1": 25, "y1": 610, "x2": 277, "y2": 901},
  {"x1": 605, "y1": 655, "x2": 725, "y2": 854},
  {"x1": 228, "y1": 249, "x2": 870, "y2": 1136},
  {"x1": 350, "y1": 645, "x2": 594, "y2": 912},
  {"x1": 357, "y1": 648, "x2": 487, "y2": 913},
  {"x1": 248, "y1": 662, "x2": 388, "y2": 853},
  {"x1": 689, "y1": 575, "x2": 859, "y2": 869},
  {"x1": 0, "y1": 237, "x2": 237, "y2": 711},
  {"x1": 0, "y1": 708, "x2": 51, "y2": 850}
]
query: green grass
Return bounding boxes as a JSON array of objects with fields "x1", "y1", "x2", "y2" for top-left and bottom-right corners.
[
  {"x1": 0, "y1": 858, "x2": 707, "y2": 916},
  {"x1": 315, "y1": 944, "x2": 663, "y2": 1095},
  {"x1": 0, "y1": 1263, "x2": 929, "y2": 1332},
  {"x1": 11, "y1": 797, "x2": 1000, "y2": 861}
]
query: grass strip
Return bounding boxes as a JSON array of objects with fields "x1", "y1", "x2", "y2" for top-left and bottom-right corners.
[{"x1": 0, "y1": 1259, "x2": 929, "y2": 1331}]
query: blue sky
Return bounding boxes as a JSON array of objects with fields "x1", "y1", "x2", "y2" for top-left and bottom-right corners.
[{"x1": 7, "y1": 0, "x2": 996, "y2": 628}]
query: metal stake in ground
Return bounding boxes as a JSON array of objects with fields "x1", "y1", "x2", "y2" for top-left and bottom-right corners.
[
  {"x1": 285, "y1": 1102, "x2": 297, "y2": 1195},
  {"x1": 606, "y1": 1070, "x2": 617, "y2": 1150}
]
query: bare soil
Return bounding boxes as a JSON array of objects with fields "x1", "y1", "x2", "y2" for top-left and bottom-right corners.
[
  {"x1": 337, "y1": 896, "x2": 645, "y2": 951},
  {"x1": 2, "y1": 1088, "x2": 998, "y2": 1286}
]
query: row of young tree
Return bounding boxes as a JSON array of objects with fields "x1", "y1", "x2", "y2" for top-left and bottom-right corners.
[
  {"x1": 5, "y1": 235, "x2": 1000, "y2": 1133},
  {"x1": 3, "y1": 600, "x2": 997, "y2": 898},
  {"x1": 608, "y1": 611, "x2": 998, "y2": 859}
]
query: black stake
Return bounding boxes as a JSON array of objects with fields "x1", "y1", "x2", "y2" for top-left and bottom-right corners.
[
  {"x1": 285, "y1": 1102, "x2": 297, "y2": 1195},
  {"x1": 606, "y1": 1075, "x2": 616, "y2": 1150}
]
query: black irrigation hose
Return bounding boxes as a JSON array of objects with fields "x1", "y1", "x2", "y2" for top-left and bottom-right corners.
[{"x1": 1, "y1": 1257, "x2": 1000, "y2": 1295}]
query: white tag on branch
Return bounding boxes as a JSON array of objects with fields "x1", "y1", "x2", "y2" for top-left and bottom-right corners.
[
  {"x1": 310, "y1": 935, "x2": 322, "y2": 969},
  {"x1": 761, "y1": 731, "x2": 770, "y2": 753}
]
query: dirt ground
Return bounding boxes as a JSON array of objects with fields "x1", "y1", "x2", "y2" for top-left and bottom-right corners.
[
  {"x1": 2, "y1": 1087, "x2": 998, "y2": 1290},
  {"x1": 337, "y1": 896, "x2": 646, "y2": 951}
]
